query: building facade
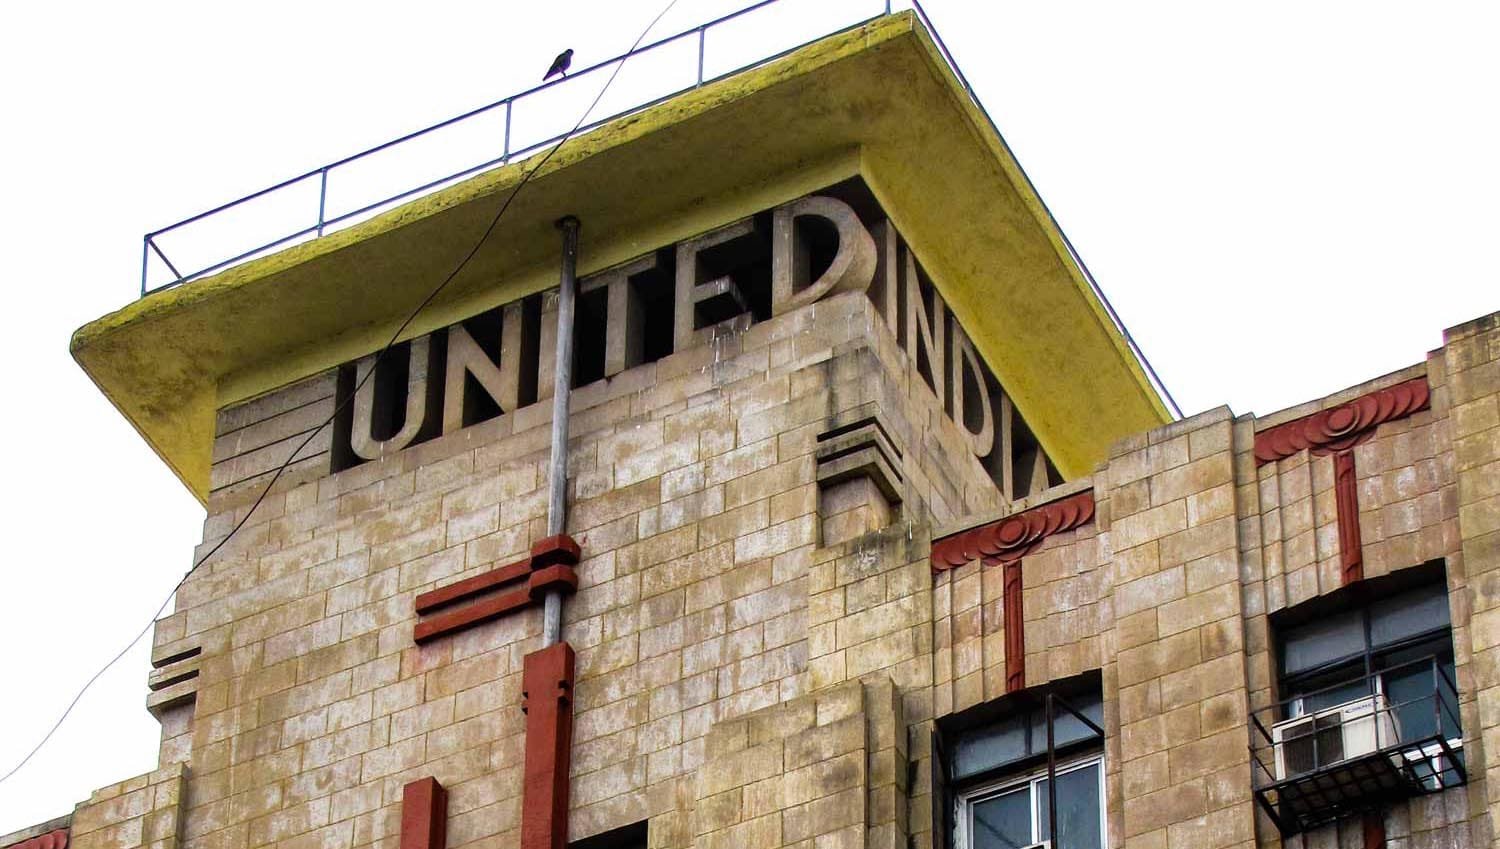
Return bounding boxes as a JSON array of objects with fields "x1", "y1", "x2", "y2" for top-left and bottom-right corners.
[{"x1": 10, "y1": 10, "x2": 1499, "y2": 849}]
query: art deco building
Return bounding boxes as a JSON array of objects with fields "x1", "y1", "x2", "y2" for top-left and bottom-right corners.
[{"x1": 8, "y1": 7, "x2": 1498, "y2": 849}]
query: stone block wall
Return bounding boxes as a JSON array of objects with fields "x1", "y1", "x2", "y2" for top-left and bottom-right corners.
[
  {"x1": 210, "y1": 373, "x2": 336, "y2": 500},
  {"x1": 1105, "y1": 409, "x2": 1252, "y2": 849},
  {"x1": 921, "y1": 409, "x2": 1252, "y2": 849},
  {"x1": 673, "y1": 679, "x2": 905, "y2": 849},
  {"x1": 1233, "y1": 331, "x2": 1492, "y2": 849},
  {"x1": 152, "y1": 291, "x2": 997, "y2": 849},
  {"x1": 1448, "y1": 314, "x2": 1500, "y2": 849},
  {"x1": 1246, "y1": 363, "x2": 1450, "y2": 610},
  {"x1": 26, "y1": 260, "x2": 1489, "y2": 849},
  {"x1": 69, "y1": 766, "x2": 185, "y2": 849}
]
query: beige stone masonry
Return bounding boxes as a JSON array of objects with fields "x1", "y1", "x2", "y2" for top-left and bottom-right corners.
[
  {"x1": 211, "y1": 373, "x2": 336, "y2": 498},
  {"x1": 677, "y1": 678, "x2": 905, "y2": 849},
  {"x1": 148, "y1": 291, "x2": 998, "y2": 849},
  {"x1": 115, "y1": 253, "x2": 1497, "y2": 849},
  {"x1": 1105, "y1": 407, "x2": 1253, "y2": 849},
  {"x1": 70, "y1": 766, "x2": 184, "y2": 849},
  {"x1": 1448, "y1": 313, "x2": 1500, "y2": 849},
  {"x1": 1234, "y1": 333, "x2": 1490, "y2": 849}
]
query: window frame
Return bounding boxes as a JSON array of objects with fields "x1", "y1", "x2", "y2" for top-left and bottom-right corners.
[
  {"x1": 1274, "y1": 576, "x2": 1461, "y2": 750},
  {"x1": 953, "y1": 753, "x2": 1106, "y2": 849}
]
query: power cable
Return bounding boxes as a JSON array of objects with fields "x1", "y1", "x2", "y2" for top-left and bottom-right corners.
[{"x1": 0, "y1": 0, "x2": 682, "y2": 788}]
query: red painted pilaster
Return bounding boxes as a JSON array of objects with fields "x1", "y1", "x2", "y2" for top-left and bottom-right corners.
[
  {"x1": 413, "y1": 533, "x2": 580, "y2": 644},
  {"x1": 930, "y1": 490, "x2": 1095, "y2": 572},
  {"x1": 521, "y1": 641, "x2": 576, "y2": 849},
  {"x1": 1003, "y1": 559, "x2": 1025, "y2": 692},
  {"x1": 5, "y1": 831, "x2": 68, "y2": 849},
  {"x1": 1362, "y1": 812, "x2": 1386, "y2": 849},
  {"x1": 931, "y1": 492, "x2": 1096, "y2": 694},
  {"x1": 1333, "y1": 449, "x2": 1364, "y2": 584},
  {"x1": 1254, "y1": 378, "x2": 1430, "y2": 588},
  {"x1": 400, "y1": 777, "x2": 447, "y2": 849}
]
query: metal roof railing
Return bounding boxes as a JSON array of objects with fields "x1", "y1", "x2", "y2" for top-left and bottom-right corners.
[
  {"x1": 137, "y1": 0, "x2": 1180, "y2": 418},
  {"x1": 139, "y1": 0, "x2": 892, "y2": 297}
]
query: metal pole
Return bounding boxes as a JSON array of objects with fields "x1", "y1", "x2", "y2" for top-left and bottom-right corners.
[
  {"x1": 697, "y1": 27, "x2": 706, "y2": 85},
  {"x1": 503, "y1": 100, "x2": 513, "y2": 162},
  {"x1": 1046, "y1": 693, "x2": 1059, "y2": 849},
  {"x1": 140, "y1": 236, "x2": 151, "y2": 297},
  {"x1": 317, "y1": 169, "x2": 329, "y2": 236},
  {"x1": 542, "y1": 215, "x2": 581, "y2": 648},
  {"x1": 1433, "y1": 658, "x2": 1441, "y2": 745}
]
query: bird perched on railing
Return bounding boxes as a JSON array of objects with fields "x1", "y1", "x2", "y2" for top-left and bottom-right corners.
[{"x1": 544, "y1": 49, "x2": 574, "y2": 81}]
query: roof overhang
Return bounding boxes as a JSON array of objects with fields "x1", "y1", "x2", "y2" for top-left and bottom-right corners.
[{"x1": 71, "y1": 11, "x2": 1170, "y2": 504}]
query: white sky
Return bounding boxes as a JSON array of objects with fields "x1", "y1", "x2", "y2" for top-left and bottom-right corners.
[{"x1": 0, "y1": 0, "x2": 1495, "y2": 834}]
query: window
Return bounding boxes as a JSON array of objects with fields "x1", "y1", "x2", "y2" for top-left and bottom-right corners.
[
  {"x1": 940, "y1": 677, "x2": 1105, "y2": 849},
  {"x1": 1276, "y1": 574, "x2": 1460, "y2": 748},
  {"x1": 569, "y1": 821, "x2": 646, "y2": 849},
  {"x1": 1253, "y1": 565, "x2": 1466, "y2": 836},
  {"x1": 958, "y1": 756, "x2": 1104, "y2": 849}
]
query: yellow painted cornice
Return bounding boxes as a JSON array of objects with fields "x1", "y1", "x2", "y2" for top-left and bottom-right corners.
[{"x1": 71, "y1": 12, "x2": 1168, "y2": 503}]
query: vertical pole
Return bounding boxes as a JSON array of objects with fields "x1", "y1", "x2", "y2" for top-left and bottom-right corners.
[
  {"x1": 317, "y1": 169, "x2": 329, "y2": 236},
  {"x1": 1046, "y1": 693, "x2": 1059, "y2": 849},
  {"x1": 140, "y1": 236, "x2": 151, "y2": 297},
  {"x1": 503, "y1": 100, "x2": 513, "y2": 162},
  {"x1": 1434, "y1": 659, "x2": 1442, "y2": 744},
  {"x1": 543, "y1": 216, "x2": 580, "y2": 648},
  {"x1": 697, "y1": 27, "x2": 706, "y2": 85}
]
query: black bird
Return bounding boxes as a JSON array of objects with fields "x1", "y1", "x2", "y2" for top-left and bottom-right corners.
[{"x1": 544, "y1": 49, "x2": 573, "y2": 81}]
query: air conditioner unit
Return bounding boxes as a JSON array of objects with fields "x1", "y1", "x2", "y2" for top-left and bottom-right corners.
[{"x1": 1272, "y1": 694, "x2": 1399, "y2": 780}]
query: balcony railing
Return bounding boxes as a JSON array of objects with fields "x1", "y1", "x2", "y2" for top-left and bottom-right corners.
[{"x1": 1249, "y1": 655, "x2": 1466, "y2": 836}]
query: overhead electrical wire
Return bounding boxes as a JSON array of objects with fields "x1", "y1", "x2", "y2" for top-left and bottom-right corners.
[{"x1": 0, "y1": 0, "x2": 684, "y2": 788}]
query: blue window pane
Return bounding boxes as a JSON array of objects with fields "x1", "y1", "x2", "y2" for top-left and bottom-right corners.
[
  {"x1": 970, "y1": 786, "x2": 1033, "y2": 849},
  {"x1": 1037, "y1": 763, "x2": 1103, "y2": 849},
  {"x1": 1384, "y1": 664, "x2": 1439, "y2": 742},
  {"x1": 1370, "y1": 584, "x2": 1450, "y2": 648},
  {"x1": 1029, "y1": 693, "x2": 1104, "y2": 751},
  {"x1": 953, "y1": 715, "x2": 1028, "y2": 781},
  {"x1": 1283, "y1": 610, "x2": 1365, "y2": 675},
  {"x1": 1441, "y1": 658, "x2": 1461, "y2": 741}
]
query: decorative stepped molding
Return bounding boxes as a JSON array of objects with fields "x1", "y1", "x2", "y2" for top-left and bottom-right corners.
[
  {"x1": 930, "y1": 488, "x2": 1097, "y2": 693},
  {"x1": 146, "y1": 644, "x2": 202, "y2": 719},
  {"x1": 930, "y1": 489, "x2": 1095, "y2": 572},
  {"x1": 4, "y1": 830, "x2": 68, "y2": 849},
  {"x1": 413, "y1": 534, "x2": 580, "y2": 644},
  {"x1": 1253, "y1": 377, "x2": 1429, "y2": 465},
  {"x1": 814, "y1": 411, "x2": 903, "y2": 504}
]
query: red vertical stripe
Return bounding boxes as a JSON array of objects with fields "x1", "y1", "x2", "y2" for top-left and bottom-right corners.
[
  {"x1": 1334, "y1": 450, "x2": 1363, "y2": 584},
  {"x1": 521, "y1": 642, "x2": 576, "y2": 849},
  {"x1": 401, "y1": 777, "x2": 447, "y2": 849},
  {"x1": 1362, "y1": 811, "x2": 1386, "y2": 849},
  {"x1": 1004, "y1": 559, "x2": 1025, "y2": 693}
]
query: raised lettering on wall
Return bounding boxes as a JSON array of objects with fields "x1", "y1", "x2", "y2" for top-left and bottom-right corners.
[
  {"x1": 771, "y1": 195, "x2": 877, "y2": 316},
  {"x1": 583, "y1": 253, "x2": 657, "y2": 378},
  {"x1": 949, "y1": 322, "x2": 994, "y2": 457},
  {"x1": 905, "y1": 249, "x2": 945, "y2": 407},
  {"x1": 351, "y1": 335, "x2": 438, "y2": 460},
  {"x1": 329, "y1": 182, "x2": 1056, "y2": 495},
  {"x1": 674, "y1": 217, "x2": 756, "y2": 352}
]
